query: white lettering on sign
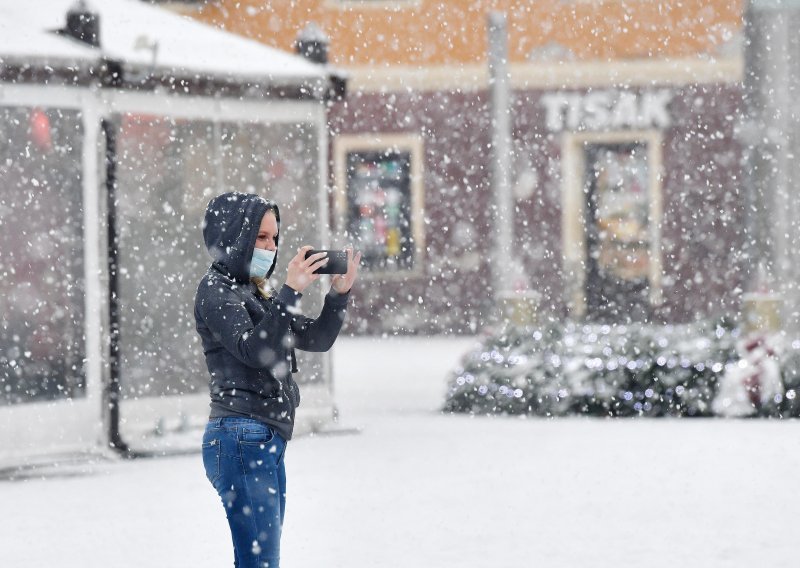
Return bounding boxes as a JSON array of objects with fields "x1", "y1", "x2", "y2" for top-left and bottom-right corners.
[{"x1": 542, "y1": 89, "x2": 672, "y2": 132}]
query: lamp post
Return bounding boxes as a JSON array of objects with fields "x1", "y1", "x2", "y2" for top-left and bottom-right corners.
[{"x1": 487, "y1": 12, "x2": 538, "y2": 326}]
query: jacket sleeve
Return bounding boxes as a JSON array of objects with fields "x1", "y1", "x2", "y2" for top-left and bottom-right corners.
[
  {"x1": 198, "y1": 282, "x2": 302, "y2": 368},
  {"x1": 290, "y1": 289, "x2": 350, "y2": 353}
]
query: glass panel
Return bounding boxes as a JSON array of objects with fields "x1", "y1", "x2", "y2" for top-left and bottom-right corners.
[
  {"x1": 114, "y1": 116, "x2": 323, "y2": 396},
  {"x1": 584, "y1": 142, "x2": 651, "y2": 322},
  {"x1": 0, "y1": 106, "x2": 86, "y2": 405},
  {"x1": 220, "y1": 121, "x2": 324, "y2": 383},
  {"x1": 345, "y1": 150, "x2": 413, "y2": 271},
  {"x1": 114, "y1": 114, "x2": 216, "y2": 399}
]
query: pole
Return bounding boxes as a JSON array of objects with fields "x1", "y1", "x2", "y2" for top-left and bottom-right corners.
[
  {"x1": 743, "y1": 0, "x2": 800, "y2": 335},
  {"x1": 487, "y1": 12, "x2": 514, "y2": 298}
]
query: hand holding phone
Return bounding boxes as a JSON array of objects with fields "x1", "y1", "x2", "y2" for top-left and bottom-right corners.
[
  {"x1": 331, "y1": 248, "x2": 362, "y2": 294},
  {"x1": 304, "y1": 249, "x2": 348, "y2": 274}
]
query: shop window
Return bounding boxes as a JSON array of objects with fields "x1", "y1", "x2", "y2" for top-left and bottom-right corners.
[
  {"x1": 561, "y1": 131, "x2": 663, "y2": 321},
  {"x1": 585, "y1": 143, "x2": 651, "y2": 321},
  {"x1": 0, "y1": 106, "x2": 86, "y2": 405},
  {"x1": 334, "y1": 135, "x2": 424, "y2": 274}
]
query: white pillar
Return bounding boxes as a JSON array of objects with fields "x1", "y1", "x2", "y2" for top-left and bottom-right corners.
[
  {"x1": 487, "y1": 12, "x2": 515, "y2": 297},
  {"x1": 80, "y1": 87, "x2": 106, "y2": 448},
  {"x1": 744, "y1": 1, "x2": 800, "y2": 335}
]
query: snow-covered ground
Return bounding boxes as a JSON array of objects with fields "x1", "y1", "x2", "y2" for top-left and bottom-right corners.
[{"x1": 2, "y1": 336, "x2": 799, "y2": 567}]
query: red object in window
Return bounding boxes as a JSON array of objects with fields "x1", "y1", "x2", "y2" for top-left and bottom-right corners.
[
  {"x1": 29, "y1": 108, "x2": 53, "y2": 152},
  {"x1": 267, "y1": 158, "x2": 287, "y2": 180}
]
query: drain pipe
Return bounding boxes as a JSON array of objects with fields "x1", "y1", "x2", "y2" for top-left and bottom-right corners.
[{"x1": 102, "y1": 118, "x2": 133, "y2": 457}]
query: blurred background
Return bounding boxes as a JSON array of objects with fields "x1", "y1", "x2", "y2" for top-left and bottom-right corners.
[{"x1": 1, "y1": 3, "x2": 800, "y2": 565}]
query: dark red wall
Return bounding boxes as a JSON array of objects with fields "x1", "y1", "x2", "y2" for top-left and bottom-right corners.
[{"x1": 328, "y1": 82, "x2": 745, "y2": 334}]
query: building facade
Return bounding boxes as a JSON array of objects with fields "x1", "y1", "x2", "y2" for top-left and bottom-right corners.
[{"x1": 192, "y1": 0, "x2": 746, "y2": 334}]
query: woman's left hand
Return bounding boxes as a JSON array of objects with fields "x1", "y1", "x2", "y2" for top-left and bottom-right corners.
[{"x1": 331, "y1": 248, "x2": 361, "y2": 294}]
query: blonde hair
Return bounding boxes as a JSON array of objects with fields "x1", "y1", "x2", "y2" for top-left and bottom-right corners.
[{"x1": 251, "y1": 276, "x2": 273, "y2": 299}]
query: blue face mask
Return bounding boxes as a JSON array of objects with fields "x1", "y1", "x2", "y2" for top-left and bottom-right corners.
[{"x1": 249, "y1": 247, "x2": 276, "y2": 278}]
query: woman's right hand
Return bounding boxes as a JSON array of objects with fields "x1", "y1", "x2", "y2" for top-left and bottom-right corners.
[{"x1": 285, "y1": 246, "x2": 328, "y2": 293}]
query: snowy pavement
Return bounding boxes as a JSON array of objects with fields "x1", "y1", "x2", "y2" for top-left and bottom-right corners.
[{"x1": 2, "y1": 336, "x2": 800, "y2": 567}]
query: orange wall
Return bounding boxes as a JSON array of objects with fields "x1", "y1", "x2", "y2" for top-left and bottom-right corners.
[{"x1": 192, "y1": 0, "x2": 742, "y2": 66}]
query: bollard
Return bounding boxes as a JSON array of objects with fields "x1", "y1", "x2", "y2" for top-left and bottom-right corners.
[
  {"x1": 497, "y1": 290, "x2": 541, "y2": 327},
  {"x1": 742, "y1": 291, "x2": 782, "y2": 334}
]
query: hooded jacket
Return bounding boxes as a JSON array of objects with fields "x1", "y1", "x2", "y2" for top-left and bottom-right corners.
[{"x1": 194, "y1": 192, "x2": 349, "y2": 441}]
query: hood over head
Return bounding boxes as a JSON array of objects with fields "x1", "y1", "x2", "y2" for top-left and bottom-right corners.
[{"x1": 202, "y1": 192, "x2": 280, "y2": 282}]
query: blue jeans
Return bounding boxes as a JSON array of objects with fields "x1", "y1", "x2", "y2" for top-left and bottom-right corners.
[{"x1": 202, "y1": 417, "x2": 287, "y2": 568}]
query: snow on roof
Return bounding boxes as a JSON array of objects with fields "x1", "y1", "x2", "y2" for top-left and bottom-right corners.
[
  {"x1": 0, "y1": 21, "x2": 96, "y2": 64},
  {"x1": 0, "y1": 0, "x2": 325, "y2": 83}
]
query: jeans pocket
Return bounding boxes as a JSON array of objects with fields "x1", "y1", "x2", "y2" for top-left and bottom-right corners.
[
  {"x1": 239, "y1": 430, "x2": 283, "y2": 474},
  {"x1": 239, "y1": 425, "x2": 275, "y2": 445},
  {"x1": 201, "y1": 438, "x2": 221, "y2": 485}
]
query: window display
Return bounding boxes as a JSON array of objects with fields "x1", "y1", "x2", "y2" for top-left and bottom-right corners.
[
  {"x1": 345, "y1": 150, "x2": 414, "y2": 271},
  {"x1": 0, "y1": 107, "x2": 86, "y2": 405},
  {"x1": 584, "y1": 142, "x2": 652, "y2": 321}
]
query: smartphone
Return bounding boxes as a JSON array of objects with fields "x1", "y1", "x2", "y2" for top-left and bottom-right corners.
[{"x1": 305, "y1": 249, "x2": 348, "y2": 274}]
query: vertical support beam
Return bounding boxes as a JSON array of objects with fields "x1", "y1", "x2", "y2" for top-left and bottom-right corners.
[
  {"x1": 743, "y1": 0, "x2": 800, "y2": 335},
  {"x1": 212, "y1": 97, "x2": 225, "y2": 195},
  {"x1": 741, "y1": 1, "x2": 770, "y2": 271},
  {"x1": 767, "y1": 9, "x2": 791, "y2": 296},
  {"x1": 487, "y1": 12, "x2": 515, "y2": 298},
  {"x1": 316, "y1": 102, "x2": 335, "y2": 406},
  {"x1": 80, "y1": 89, "x2": 105, "y2": 448}
]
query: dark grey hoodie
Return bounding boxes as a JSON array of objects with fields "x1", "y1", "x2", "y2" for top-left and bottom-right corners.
[{"x1": 194, "y1": 192, "x2": 349, "y2": 440}]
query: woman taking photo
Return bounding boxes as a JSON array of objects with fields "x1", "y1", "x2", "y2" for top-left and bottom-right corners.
[{"x1": 194, "y1": 192, "x2": 359, "y2": 568}]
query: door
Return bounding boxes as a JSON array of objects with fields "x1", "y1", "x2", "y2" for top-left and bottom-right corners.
[{"x1": 583, "y1": 142, "x2": 652, "y2": 322}]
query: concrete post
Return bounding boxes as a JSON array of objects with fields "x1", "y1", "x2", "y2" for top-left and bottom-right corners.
[
  {"x1": 743, "y1": 0, "x2": 800, "y2": 334},
  {"x1": 488, "y1": 12, "x2": 537, "y2": 325}
]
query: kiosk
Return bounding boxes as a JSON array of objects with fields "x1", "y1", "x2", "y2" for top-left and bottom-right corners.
[{"x1": 0, "y1": 0, "x2": 341, "y2": 466}]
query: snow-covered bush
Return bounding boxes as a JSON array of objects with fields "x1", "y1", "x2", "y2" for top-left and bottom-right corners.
[
  {"x1": 443, "y1": 319, "x2": 800, "y2": 418},
  {"x1": 778, "y1": 342, "x2": 800, "y2": 416}
]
